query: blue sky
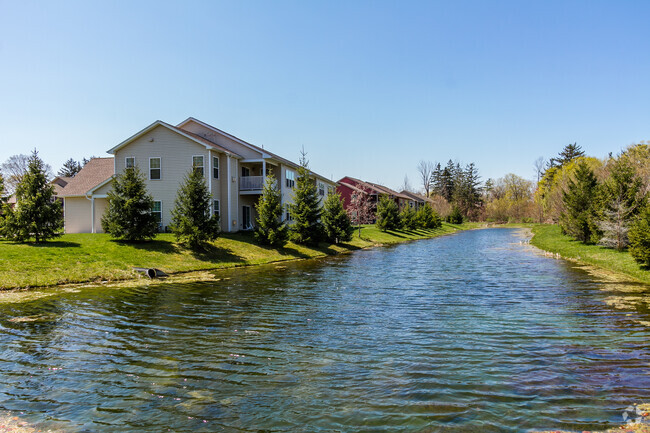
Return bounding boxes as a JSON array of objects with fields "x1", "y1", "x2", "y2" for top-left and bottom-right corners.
[{"x1": 1, "y1": 0, "x2": 649, "y2": 191}]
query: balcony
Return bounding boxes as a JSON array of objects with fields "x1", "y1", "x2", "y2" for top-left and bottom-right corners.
[{"x1": 240, "y1": 175, "x2": 264, "y2": 192}]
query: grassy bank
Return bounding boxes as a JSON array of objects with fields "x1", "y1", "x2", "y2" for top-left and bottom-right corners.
[
  {"x1": 0, "y1": 222, "x2": 476, "y2": 290},
  {"x1": 531, "y1": 224, "x2": 650, "y2": 285}
]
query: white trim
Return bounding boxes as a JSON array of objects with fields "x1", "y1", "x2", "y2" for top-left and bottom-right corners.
[
  {"x1": 192, "y1": 154, "x2": 205, "y2": 176},
  {"x1": 152, "y1": 200, "x2": 163, "y2": 229},
  {"x1": 149, "y1": 157, "x2": 162, "y2": 181},
  {"x1": 63, "y1": 197, "x2": 67, "y2": 233},
  {"x1": 213, "y1": 198, "x2": 220, "y2": 217},
  {"x1": 213, "y1": 155, "x2": 219, "y2": 180},
  {"x1": 91, "y1": 196, "x2": 95, "y2": 234},
  {"x1": 87, "y1": 176, "x2": 114, "y2": 194},
  {"x1": 208, "y1": 150, "x2": 212, "y2": 195},
  {"x1": 177, "y1": 117, "x2": 265, "y2": 155},
  {"x1": 125, "y1": 156, "x2": 135, "y2": 169},
  {"x1": 227, "y1": 155, "x2": 231, "y2": 232}
]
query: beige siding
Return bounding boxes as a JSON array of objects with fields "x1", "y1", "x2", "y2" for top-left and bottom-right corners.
[
  {"x1": 93, "y1": 179, "x2": 114, "y2": 196},
  {"x1": 114, "y1": 125, "x2": 221, "y2": 230},
  {"x1": 93, "y1": 198, "x2": 108, "y2": 233},
  {"x1": 64, "y1": 197, "x2": 91, "y2": 233}
]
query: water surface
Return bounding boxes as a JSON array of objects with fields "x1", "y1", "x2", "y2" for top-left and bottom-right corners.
[{"x1": 1, "y1": 228, "x2": 649, "y2": 432}]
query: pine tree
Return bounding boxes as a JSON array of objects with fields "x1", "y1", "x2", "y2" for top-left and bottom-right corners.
[
  {"x1": 629, "y1": 204, "x2": 650, "y2": 267},
  {"x1": 58, "y1": 158, "x2": 82, "y2": 177},
  {"x1": 559, "y1": 160, "x2": 601, "y2": 244},
  {"x1": 446, "y1": 205, "x2": 463, "y2": 224},
  {"x1": 597, "y1": 158, "x2": 646, "y2": 250},
  {"x1": 3, "y1": 150, "x2": 63, "y2": 242},
  {"x1": 430, "y1": 162, "x2": 443, "y2": 196},
  {"x1": 255, "y1": 174, "x2": 288, "y2": 247},
  {"x1": 400, "y1": 205, "x2": 418, "y2": 230},
  {"x1": 376, "y1": 195, "x2": 400, "y2": 231},
  {"x1": 101, "y1": 166, "x2": 158, "y2": 242},
  {"x1": 416, "y1": 204, "x2": 442, "y2": 229},
  {"x1": 170, "y1": 168, "x2": 220, "y2": 249},
  {"x1": 290, "y1": 150, "x2": 322, "y2": 245},
  {"x1": 322, "y1": 192, "x2": 354, "y2": 244}
]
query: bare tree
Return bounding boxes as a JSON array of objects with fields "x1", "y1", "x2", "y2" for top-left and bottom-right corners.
[
  {"x1": 1, "y1": 153, "x2": 53, "y2": 195},
  {"x1": 400, "y1": 175, "x2": 413, "y2": 193},
  {"x1": 417, "y1": 160, "x2": 434, "y2": 197},
  {"x1": 534, "y1": 156, "x2": 546, "y2": 183}
]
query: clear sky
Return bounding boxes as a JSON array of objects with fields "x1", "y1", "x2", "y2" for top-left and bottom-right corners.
[{"x1": 1, "y1": 0, "x2": 649, "y2": 191}]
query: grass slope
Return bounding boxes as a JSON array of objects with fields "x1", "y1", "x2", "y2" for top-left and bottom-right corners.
[
  {"x1": 0, "y1": 222, "x2": 470, "y2": 290},
  {"x1": 531, "y1": 224, "x2": 650, "y2": 285}
]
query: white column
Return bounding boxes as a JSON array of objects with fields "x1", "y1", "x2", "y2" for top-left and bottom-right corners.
[
  {"x1": 91, "y1": 196, "x2": 95, "y2": 234},
  {"x1": 262, "y1": 160, "x2": 267, "y2": 185},
  {"x1": 208, "y1": 150, "x2": 212, "y2": 196},
  {"x1": 227, "y1": 154, "x2": 232, "y2": 232}
]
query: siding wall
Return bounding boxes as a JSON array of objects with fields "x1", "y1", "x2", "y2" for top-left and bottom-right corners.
[
  {"x1": 114, "y1": 125, "x2": 223, "y2": 231},
  {"x1": 64, "y1": 197, "x2": 91, "y2": 233}
]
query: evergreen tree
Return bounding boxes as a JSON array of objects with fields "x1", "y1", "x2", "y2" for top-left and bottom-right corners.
[
  {"x1": 58, "y1": 158, "x2": 82, "y2": 177},
  {"x1": 101, "y1": 166, "x2": 158, "y2": 242},
  {"x1": 597, "y1": 158, "x2": 646, "y2": 250},
  {"x1": 322, "y1": 192, "x2": 354, "y2": 243},
  {"x1": 290, "y1": 150, "x2": 322, "y2": 245},
  {"x1": 430, "y1": 162, "x2": 443, "y2": 196},
  {"x1": 170, "y1": 168, "x2": 220, "y2": 249},
  {"x1": 255, "y1": 174, "x2": 288, "y2": 247},
  {"x1": 547, "y1": 143, "x2": 586, "y2": 170},
  {"x1": 629, "y1": 204, "x2": 650, "y2": 267},
  {"x1": 440, "y1": 160, "x2": 456, "y2": 202},
  {"x1": 376, "y1": 195, "x2": 400, "y2": 231},
  {"x1": 446, "y1": 205, "x2": 463, "y2": 224},
  {"x1": 559, "y1": 160, "x2": 601, "y2": 243},
  {"x1": 416, "y1": 204, "x2": 442, "y2": 229},
  {"x1": 400, "y1": 205, "x2": 418, "y2": 230},
  {"x1": 2, "y1": 150, "x2": 63, "y2": 243}
]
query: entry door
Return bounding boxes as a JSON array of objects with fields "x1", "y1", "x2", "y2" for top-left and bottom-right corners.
[{"x1": 243, "y1": 206, "x2": 252, "y2": 229}]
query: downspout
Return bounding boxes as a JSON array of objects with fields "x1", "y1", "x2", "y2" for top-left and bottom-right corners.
[{"x1": 85, "y1": 193, "x2": 95, "y2": 233}]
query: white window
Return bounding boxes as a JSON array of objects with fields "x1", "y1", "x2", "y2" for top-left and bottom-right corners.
[
  {"x1": 213, "y1": 199, "x2": 220, "y2": 216},
  {"x1": 125, "y1": 157, "x2": 135, "y2": 169},
  {"x1": 286, "y1": 170, "x2": 295, "y2": 188},
  {"x1": 192, "y1": 155, "x2": 204, "y2": 176},
  {"x1": 285, "y1": 203, "x2": 294, "y2": 221},
  {"x1": 318, "y1": 182, "x2": 325, "y2": 196},
  {"x1": 213, "y1": 156, "x2": 219, "y2": 179},
  {"x1": 152, "y1": 201, "x2": 162, "y2": 228},
  {"x1": 327, "y1": 186, "x2": 333, "y2": 195},
  {"x1": 149, "y1": 158, "x2": 161, "y2": 180}
]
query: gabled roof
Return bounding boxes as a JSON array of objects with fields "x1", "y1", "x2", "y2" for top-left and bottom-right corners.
[
  {"x1": 51, "y1": 176, "x2": 71, "y2": 196},
  {"x1": 400, "y1": 190, "x2": 434, "y2": 203},
  {"x1": 338, "y1": 177, "x2": 412, "y2": 200},
  {"x1": 106, "y1": 120, "x2": 243, "y2": 158},
  {"x1": 58, "y1": 158, "x2": 115, "y2": 197},
  {"x1": 177, "y1": 117, "x2": 335, "y2": 185}
]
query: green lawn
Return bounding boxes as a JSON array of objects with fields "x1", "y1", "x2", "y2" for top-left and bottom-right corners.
[
  {"x1": 531, "y1": 224, "x2": 650, "y2": 285},
  {"x1": 0, "y1": 222, "x2": 471, "y2": 290}
]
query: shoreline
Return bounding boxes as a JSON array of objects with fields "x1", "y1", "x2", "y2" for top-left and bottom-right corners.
[{"x1": 0, "y1": 223, "x2": 479, "y2": 299}]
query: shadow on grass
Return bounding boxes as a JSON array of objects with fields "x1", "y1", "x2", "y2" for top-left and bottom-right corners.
[
  {"x1": 189, "y1": 243, "x2": 245, "y2": 264},
  {"x1": 25, "y1": 240, "x2": 82, "y2": 248},
  {"x1": 385, "y1": 230, "x2": 407, "y2": 238},
  {"x1": 114, "y1": 239, "x2": 180, "y2": 254}
]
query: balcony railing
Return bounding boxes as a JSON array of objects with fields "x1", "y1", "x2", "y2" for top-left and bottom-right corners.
[{"x1": 240, "y1": 176, "x2": 264, "y2": 191}]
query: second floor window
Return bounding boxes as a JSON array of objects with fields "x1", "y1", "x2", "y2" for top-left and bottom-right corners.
[
  {"x1": 150, "y1": 158, "x2": 161, "y2": 180},
  {"x1": 286, "y1": 170, "x2": 295, "y2": 188},
  {"x1": 318, "y1": 183, "x2": 325, "y2": 196},
  {"x1": 213, "y1": 156, "x2": 219, "y2": 179},
  {"x1": 193, "y1": 156, "x2": 204, "y2": 176},
  {"x1": 125, "y1": 157, "x2": 135, "y2": 168}
]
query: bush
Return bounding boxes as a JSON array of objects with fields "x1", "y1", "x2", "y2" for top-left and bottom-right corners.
[
  {"x1": 399, "y1": 205, "x2": 418, "y2": 230},
  {"x1": 629, "y1": 204, "x2": 650, "y2": 267},
  {"x1": 416, "y1": 205, "x2": 442, "y2": 229},
  {"x1": 102, "y1": 166, "x2": 159, "y2": 242},
  {"x1": 376, "y1": 195, "x2": 400, "y2": 231},
  {"x1": 322, "y1": 192, "x2": 354, "y2": 243},
  {"x1": 446, "y1": 206, "x2": 463, "y2": 224},
  {"x1": 255, "y1": 174, "x2": 288, "y2": 247},
  {"x1": 170, "y1": 168, "x2": 220, "y2": 249}
]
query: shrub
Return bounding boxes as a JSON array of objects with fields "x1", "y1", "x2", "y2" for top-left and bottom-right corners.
[
  {"x1": 255, "y1": 174, "x2": 288, "y2": 247},
  {"x1": 170, "y1": 168, "x2": 220, "y2": 249},
  {"x1": 322, "y1": 192, "x2": 354, "y2": 244},
  {"x1": 102, "y1": 166, "x2": 159, "y2": 242},
  {"x1": 376, "y1": 195, "x2": 400, "y2": 231},
  {"x1": 446, "y1": 206, "x2": 463, "y2": 224},
  {"x1": 629, "y1": 204, "x2": 650, "y2": 267}
]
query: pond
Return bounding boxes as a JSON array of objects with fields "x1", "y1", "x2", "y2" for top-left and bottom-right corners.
[{"x1": 0, "y1": 228, "x2": 649, "y2": 432}]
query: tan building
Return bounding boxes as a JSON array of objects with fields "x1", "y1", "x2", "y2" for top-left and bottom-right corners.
[{"x1": 59, "y1": 117, "x2": 337, "y2": 233}]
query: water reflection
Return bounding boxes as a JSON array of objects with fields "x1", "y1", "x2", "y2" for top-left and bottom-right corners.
[{"x1": 0, "y1": 228, "x2": 649, "y2": 432}]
